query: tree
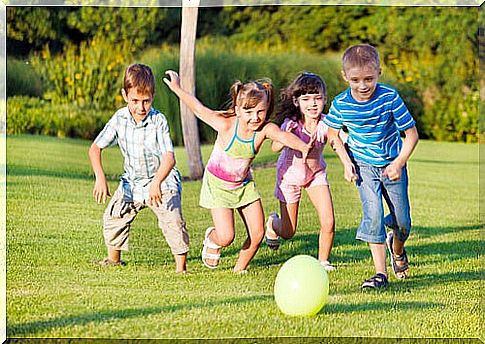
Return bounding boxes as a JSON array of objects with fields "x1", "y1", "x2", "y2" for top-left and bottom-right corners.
[{"x1": 179, "y1": 0, "x2": 204, "y2": 180}]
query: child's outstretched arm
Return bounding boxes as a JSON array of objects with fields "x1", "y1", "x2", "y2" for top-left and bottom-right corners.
[
  {"x1": 264, "y1": 122, "x2": 313, "y2": 160},
  {"x1": 383, "y1": 126, "x2": 419, "y2": 181},
  {"x1": 148, "y1": 152, "x2": 176, "y2": 207},
  {"x1": 327, "y1": 128, "x2": 357, "y2": 183},
  {"x1": 163, "y1": 70, "x2": 230, "y2": 133},
  {"x1": 88, "y1": 143, "x2": 111, "y2": 203}
]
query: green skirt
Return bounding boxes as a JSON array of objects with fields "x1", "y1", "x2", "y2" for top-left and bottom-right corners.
[{"x1": 199, "y1": 170, "x2": 261, "y2": 209}]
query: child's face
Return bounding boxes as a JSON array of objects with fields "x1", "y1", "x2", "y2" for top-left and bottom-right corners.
[
  {"x1": 122, "y1": 87, "x2": 154, "y2": 123},
  {"x1": 235, "y1": 97, "x2": 268, "y2": 132},
  {"x1": 293, "y1": 92, "x2": 326, "y2": 121},
  {"x1": 342, "y1": 65, "x2": 381, "y2": 102}
]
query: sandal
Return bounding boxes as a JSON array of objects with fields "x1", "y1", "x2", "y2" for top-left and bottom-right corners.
[
  {"x1": 386, "y1": 231, "x2": 409, "y2": 279},
  {"x1": 202, "y1": 227, "x2": 221, "y2": 269},
  {"x1": 362, "y1": 273, "x2": 388, "y2": 289},
  {"x1": 265, "y1": 212, "x2": 280, "y2": 250}
]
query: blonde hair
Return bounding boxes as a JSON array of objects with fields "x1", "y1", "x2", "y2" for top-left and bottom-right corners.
[
  {"x1": 223, "y1": 79, "x2": 274, "y2": 119},
  {"x1": 123, "y1": 63, "x2": 155, "y2": 96},
  {"x1": 342, "y1": 44, "x2": 380, "y2": 72}
]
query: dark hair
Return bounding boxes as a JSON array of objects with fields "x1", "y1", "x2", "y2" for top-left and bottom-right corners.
[
  {"x1": 222, "y1": 79, "x2": 274, "y2": 119},
  {"x1": 276, "y1": 72, "x2": 327, "y2": 124},
  {"x1": 342, "y1": 44, "x2": 380, "y2": 72},
  {"x1": 123, "y1": 63, "x2": 155, "y2": 96}
]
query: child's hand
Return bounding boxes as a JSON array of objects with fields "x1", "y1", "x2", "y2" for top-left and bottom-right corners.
[
  {"x1": 148, "y1": 182, "x2": 163, "y2": 208},
  {"x1": 163, "y1": 70, "x2": 181, "y2": 91},
  {"x1": 302, "y1": 135, "x2": 316, "y2": 162},
  {"x1": 93, "y1": 178, "x2": 110, "y2": 204},
  {"x1": 383, "y1": 163, "x2": 402, "y2": 181},
  {"x1": 344, "y1": 162, "x2": 358, "y2": 183}
]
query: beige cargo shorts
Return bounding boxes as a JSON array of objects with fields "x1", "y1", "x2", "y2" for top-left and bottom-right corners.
[{"x1": 102, "y1": 186, "x2": 189, "y2": 255}]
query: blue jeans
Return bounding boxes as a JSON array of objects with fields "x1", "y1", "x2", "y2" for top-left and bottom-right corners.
[{"x1": 354, "y1": 160, "x2": 412, "y2": 243}]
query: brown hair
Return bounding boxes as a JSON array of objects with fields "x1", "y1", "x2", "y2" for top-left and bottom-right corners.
[
  {"x1": 223, "y1": 79, "x2": 274, "y2": 119},
  {"x1": 123, "y1": 63, "x2": 155, "y2": 96},
  {"x1": 342, "y1": 44, "x2": 380, "y2": 72},
  {"x1": 276, "y1": 72, "x2": 327, "y2": 125}
]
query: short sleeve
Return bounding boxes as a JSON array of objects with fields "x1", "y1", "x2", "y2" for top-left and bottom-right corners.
[
  {"x1": 281, "y1": 117, "x2": 298, "y2": 131},
  {"x1": 392, "y1": 93, "x2": 415, "y2": 131},
  {"x1": 94, "y1": 116, "x2": 118, "y2": 149},
  {"x1": 156, "y1": 113, "x2": 174, "y2": 154},
  {"x1": 323, "y1": 101, "x2": 344, "y2": 129}
]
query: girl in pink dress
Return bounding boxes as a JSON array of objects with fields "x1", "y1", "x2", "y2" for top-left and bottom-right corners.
[{"x1": 266, "y1": 72, "x2": 344, "y2": 271}]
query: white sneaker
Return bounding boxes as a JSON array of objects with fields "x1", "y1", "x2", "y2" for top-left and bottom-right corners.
[{"x1": 320, "y1": 260, "x2": 336, "y2": 272}]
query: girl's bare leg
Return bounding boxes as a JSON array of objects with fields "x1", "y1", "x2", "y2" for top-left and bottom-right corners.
[
  {"x1": 233, "y1": 200, "x2": 265, "y2": 272},
  {"x1": 204, "y1": 208, "x2": 235, "y2": 266},
  {"x1": 306, "y1": 185, "x2": 335, "y2": 262},
  {"x1": 275, "y1": 201, "x2": 299, "y2": 240}
]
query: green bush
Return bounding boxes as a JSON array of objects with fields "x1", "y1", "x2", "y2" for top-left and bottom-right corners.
[
  {"x1": 31, "y1": 36, "x2": 131, "y2": 110},
  {"x1": 7, "y1": 58, "x2": 43, "y2": 97},
  {"x1": 7, "y1": 96, "x2": 112, "y2": 139}
]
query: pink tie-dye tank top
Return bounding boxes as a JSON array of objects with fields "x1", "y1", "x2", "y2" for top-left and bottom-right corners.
[{"x1": 206, "y1": 120, "x2": 256, "y2": 189}]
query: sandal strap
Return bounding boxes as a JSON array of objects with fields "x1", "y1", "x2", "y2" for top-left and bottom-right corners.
[{"x1": 202, "y1": 252, "x2": 220, "y2": 260}]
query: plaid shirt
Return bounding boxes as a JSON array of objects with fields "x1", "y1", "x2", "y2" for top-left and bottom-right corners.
[{"x1": 94, "y1": 106, "x2": 181, "y2": 202}]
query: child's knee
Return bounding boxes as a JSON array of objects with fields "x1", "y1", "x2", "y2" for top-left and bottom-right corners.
[
  {"x1": 214, "y1": 230, "x2": 235, "y2": 247},
  {"x1": 319, "y1": 218, "x2": 335, "y2": 233}
]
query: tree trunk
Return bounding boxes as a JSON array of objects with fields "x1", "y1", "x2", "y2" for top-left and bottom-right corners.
[{"x1": 179, "y1": 0, "x2": 204, "y2": 180}]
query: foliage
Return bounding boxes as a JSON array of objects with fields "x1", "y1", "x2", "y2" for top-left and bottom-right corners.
[
  {"x1": 65, "y1": 7, "x2": 181, "y2": 51},
  {"x1": 6, "y1": 135, "x2": 481, "y2": 338},
  {"x1": 7, "y1": 58, "x2": 43, "y2": 97},
  {"x1": 7, "y1": 96, "x2": 111, "y2": 139},
  {"x1": 30, "y1": 36, "x2": 131, "y2": 110},
  {"x1": 219, "y1": 6, "x2": 479, "y2": 142}
]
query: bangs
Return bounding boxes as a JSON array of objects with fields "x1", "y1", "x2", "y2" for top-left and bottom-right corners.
[
  {"x1": 238, "y1": 89, "x2": 267, "y2": 109},
  {"x1": 293, "y1": 77, "x2": 325, "y2": 98}
]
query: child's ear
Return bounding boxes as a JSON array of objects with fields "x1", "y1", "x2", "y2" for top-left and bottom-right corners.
[
  {"x1": 121, "y1": 88, "x2": 128, "y2": 102},
  {"x1": 292, "y1": 96, "x2": 299, "y2": 107}
]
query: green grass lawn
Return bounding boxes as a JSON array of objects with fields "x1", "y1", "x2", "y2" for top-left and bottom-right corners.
[{"x1": 5, "y1": 135, "x2": 482, "y2": 340}]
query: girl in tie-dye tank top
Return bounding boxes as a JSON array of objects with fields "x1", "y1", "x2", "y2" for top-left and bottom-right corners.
[{"x1": 164, "y1": 70, "x2": 313, "y2": 273}]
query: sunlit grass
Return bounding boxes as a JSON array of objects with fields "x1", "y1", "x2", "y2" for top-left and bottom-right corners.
[{"x1": 6, "y1": 135, "x2": 481, "y2": 339}]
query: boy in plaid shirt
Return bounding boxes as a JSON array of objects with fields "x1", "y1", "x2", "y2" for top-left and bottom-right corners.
[{"x1": 89, "y1": 64, "x2": 189, "y2": 273}]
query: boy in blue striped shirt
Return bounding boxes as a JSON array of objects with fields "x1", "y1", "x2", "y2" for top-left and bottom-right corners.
[
  {"x1": 89, "y1": 64, "x2": 189, "y2": 273},
  {"x1": 324, "y1": 44, "x2": 419, "y2": 289}
]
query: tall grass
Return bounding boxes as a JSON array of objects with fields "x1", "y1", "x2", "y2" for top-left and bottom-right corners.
[
  {"x1": 7, "y1": 58, "x2": 43, "y2": 98},
  {"x1": 142, "y1": 46, "x2": 345, "y2": 146}
]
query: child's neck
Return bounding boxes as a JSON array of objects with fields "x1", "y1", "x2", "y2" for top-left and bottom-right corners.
[{"x1": 302, "y1": 116, "x2": 319, "y2": 134}]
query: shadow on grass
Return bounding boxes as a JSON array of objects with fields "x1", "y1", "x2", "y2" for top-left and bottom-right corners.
[
  {"x1": 323, "y1": 300, "x2": 441, "y2": 314},
  {"x1": 8, "y1": 294, "x2": 272, "y2": 337},
  {"x1": 7, "y1": 164, "x2": 95, "y2": 181}
]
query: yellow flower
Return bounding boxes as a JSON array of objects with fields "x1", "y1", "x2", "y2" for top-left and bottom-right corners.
[
  {"x1": 75, "y1": 73, "x2": 81, "y2": 80},
  {"x1": 405, "y1": 75, "x2": 413, "y2": 82}
]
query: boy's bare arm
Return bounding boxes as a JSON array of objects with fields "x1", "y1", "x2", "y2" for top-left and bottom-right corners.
[
  {"x1": 148, "y1": 152, "x2": 176, "y2": 207},
  {"x1": 327, "y1": 128, "x2": 357, "y2": 183},
  {"x1": 88, "y1": 143, "x2": 110, "y2": 204},
  {"x1": 163, "y1": 70, "x2": 230, "y2": 133},
  {"x1": 383, "y1": 126, "x2": 419, "y2": 181}
]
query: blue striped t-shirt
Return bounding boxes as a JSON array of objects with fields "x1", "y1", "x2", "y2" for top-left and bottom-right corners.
[
  {"x1": 94, "y1": 106, "x2": 182, "y2": 202},
  {"x1": 324, "y1": 83, "x2": 415, "y2": 166}
]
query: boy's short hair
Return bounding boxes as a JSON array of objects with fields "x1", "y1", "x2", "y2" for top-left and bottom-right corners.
[
  {"x1": 124, "y1": 63, "x2": 155, "y2": 96},
  {"x1": 342, "y1": 44, "x2": 380, "y2": 71}
]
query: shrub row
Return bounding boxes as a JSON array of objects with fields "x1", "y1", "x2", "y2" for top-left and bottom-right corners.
[{"x1": 7, "y1": 96, "x2": 111, "y2": 139}]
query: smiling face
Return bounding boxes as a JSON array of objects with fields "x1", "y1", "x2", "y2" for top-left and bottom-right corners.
[
  {"x1": 235, "y1": 95, "x2": 269, "y2": 132},
  {"x1": 293, "y1": 92, "x2": 326, "y2": 121},
  {"x1": 342, "y1": 65, "x2": 381, "y2": 102},
  {"x1": 122, "y1": 87, "x2": 153, "y2": 123}
]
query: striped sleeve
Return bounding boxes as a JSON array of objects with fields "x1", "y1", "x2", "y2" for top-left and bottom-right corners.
[
  {"x1": 324, "y1": 100, "x2": 344, "y2": 129},
  {"x1": 94, "y1": 115, "x2": 118, "y2": 149},
  {"x1": 392, "y1": 93, "x2": 415, "y2": 131}
]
